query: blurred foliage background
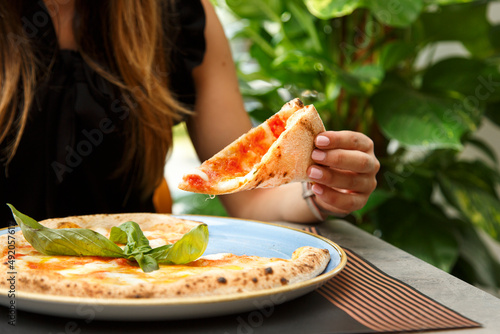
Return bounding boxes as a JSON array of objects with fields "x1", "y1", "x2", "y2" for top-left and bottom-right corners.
[{"x1": 179, "y1": 0, "x2": 500, "y2": 295}]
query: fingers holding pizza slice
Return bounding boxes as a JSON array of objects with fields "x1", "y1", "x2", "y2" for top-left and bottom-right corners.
[{"x1": 178, "y1": 98, "x2": 326, "y2": 195}]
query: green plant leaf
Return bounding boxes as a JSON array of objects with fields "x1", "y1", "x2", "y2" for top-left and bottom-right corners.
[
  {"x1": 150, "y1": 224, "x2": 209, "y2": 265},
  {"x1": 368, "y1": 0, "x2": 424, "y2": 27},
  {"x1": 372, "y1": 86, "x2": 476, "y2": 149},
  {"x1": 375, "y1": 198, "x2": 459, "y2": 272},
  {"x1": 8, "y1": 204, "x2": 124, "y2": 258},
  {"x1": 304, "y1": 0, "x2": 363, "y2": 19},
  {"x1": 419, "y1": 2, "x2": 493, "y2": 57},
  {"x1": 422, "y1": 57, "x2": 500, "y2": 105},
  {"x1": 438, "y1": 169, "x2": 500, "y2": 241},
  {"x1": 378, "y1": 41, "x2": 415, "y2": 70},
  {"x1": 226, "y1": 0, "x2": 283, "y2": 21},
  {"x1": 305, "y1": 0, "x2": 423, "y2": 26},
  {"x1": 338, "y1": 65, "x2": 385, "y2": 95}
]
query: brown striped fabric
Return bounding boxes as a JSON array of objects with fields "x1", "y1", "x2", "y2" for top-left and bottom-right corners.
[{"x1": 304, "y1": 226, "x2": 481, "y2": 333}]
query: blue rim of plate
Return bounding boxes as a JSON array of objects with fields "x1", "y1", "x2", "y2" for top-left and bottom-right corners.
[{"x1": 0, "y1": 214, "x2": 347, "y2": 306}]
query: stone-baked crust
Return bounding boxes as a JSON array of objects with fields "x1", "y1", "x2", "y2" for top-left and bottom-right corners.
[{"x1": 0, "y1": 214, "x2": 330, "y2": 299}]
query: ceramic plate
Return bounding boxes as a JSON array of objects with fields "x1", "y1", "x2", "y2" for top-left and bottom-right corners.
[{"x1": 0, "y1": 215, "x2": 346, "y2": 320}]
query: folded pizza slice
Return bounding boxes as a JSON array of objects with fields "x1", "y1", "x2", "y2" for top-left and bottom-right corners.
[{"x1": 178, "y1": 98, "x2": 326, "y2": 195}]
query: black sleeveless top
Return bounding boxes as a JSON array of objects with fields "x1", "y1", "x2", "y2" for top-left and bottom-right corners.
[{"x1": 0, "y1": 1, "x2": 206, "y2": 227}]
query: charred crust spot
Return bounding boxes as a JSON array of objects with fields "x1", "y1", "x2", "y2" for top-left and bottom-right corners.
[
  {"x1": 269, "y1": 172, "x2": 275, "y2": 178},
  {"x1": 265, "y1": 267, "x2": 273, "y2": 275},
  {"x1": 301, "y1": 119, "x2": 315, "y2": 137},
  {"x1": 280, "y1": 277, "x2": 289, "y2": 285},
  {"x1": 176, "y1": 291, "x2": 181, "y2": 295},
  {"x1": 283, "y1": 171, "x2": 288, "y2": 177},
  {"x1": 252, "y1": 277, "x2": 258, "y2": 283},
  {"x1": 134, "y1": 295, "x2": 142, "y2": 298},
  {"x1": 185, "y1": 284, "x2": 190, "y2": 288},
  {"x1": 217, "y1": 277, "x2": 227, "y2": 284}
]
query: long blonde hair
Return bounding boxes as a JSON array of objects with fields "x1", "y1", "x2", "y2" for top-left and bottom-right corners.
[{"x1": 0, "y1": 0, "x2": 190, "y2": 199}]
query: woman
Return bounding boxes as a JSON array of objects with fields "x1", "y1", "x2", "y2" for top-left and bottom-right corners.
[{"x1": 0, "y1": 0, "x2": 379, "y2": 228}]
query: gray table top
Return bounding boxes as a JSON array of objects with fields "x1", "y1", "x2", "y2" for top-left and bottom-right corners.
[{"x1": 288, "y1": 219, "x2": 500, "y2": 334}]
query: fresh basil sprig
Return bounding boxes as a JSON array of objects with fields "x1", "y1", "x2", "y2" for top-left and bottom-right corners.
[
  {"x1": 7, "y1": 204, "x2": 209, "y2": 273},
  {"x1": 109, "y1": 221, "x2": 159, "y2": 272}
]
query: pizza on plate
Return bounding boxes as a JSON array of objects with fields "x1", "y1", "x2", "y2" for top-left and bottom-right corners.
[
  {"x1": 0, "y1": 213, "x2": 330, "y2": 299},
  {"x1": 178, "y1": 98, "x2": 325, "y2": 195}
]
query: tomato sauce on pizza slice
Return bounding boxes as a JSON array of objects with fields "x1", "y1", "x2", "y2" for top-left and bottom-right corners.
[{"x1": 179, "y1": 98, "x2": 324, "y2": 195}]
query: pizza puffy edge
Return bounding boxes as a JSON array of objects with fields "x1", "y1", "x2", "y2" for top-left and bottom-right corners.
[{"x1": 0, "y1": 245, "x2": 330, "y2": 299}]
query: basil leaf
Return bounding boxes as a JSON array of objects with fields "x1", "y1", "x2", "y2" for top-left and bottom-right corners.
[
  {"x1": 150, "y1": 224, "x2": 209, "y2": 264},
  {"x1": 7, "y1": 204, "x2": 124, "y2": 257},
  {"x1": 110, "y1": 221, "x2": 153, "y2": 255},
  {"x1": 109, "y1": 221, "x2": 160, "y2": 272},
  {"x1": 133, "y1": 253, "x2": 159, "y2": 273}
]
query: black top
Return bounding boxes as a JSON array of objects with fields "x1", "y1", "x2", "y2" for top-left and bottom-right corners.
[{"x1": 0, "y1": 0, "x2": 206, "y2": 227}]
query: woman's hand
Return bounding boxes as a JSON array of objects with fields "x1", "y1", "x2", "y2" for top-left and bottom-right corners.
[{"x1": 307, "y1": 131, "x2": 380, "y2": 216}]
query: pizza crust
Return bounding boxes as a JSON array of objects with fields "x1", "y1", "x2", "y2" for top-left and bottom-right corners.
[{"x1": 0, "y1": 214, "x2": 331, "y2": 299}]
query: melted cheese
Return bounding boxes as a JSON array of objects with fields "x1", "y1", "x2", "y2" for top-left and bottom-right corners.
[{"x1": 10, "y1": 242, "x2": 286, "y2": 286}]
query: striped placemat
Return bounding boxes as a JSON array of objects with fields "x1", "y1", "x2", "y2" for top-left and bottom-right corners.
[{"x1": 304, "y1": 226, "x2": 481, "y2": 333}]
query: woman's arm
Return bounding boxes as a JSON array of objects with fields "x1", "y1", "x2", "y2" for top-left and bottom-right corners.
[{"x1": 188, "y1": 0, "x2": 379, "y2": 222}]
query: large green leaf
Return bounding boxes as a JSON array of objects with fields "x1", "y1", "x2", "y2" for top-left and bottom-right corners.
[
  {"x1": 438, "y1": 166, "x2": 500, "y2": 241},
  {"x1": 422, "y1": 57, "x2": 500, "y2": 105},
  {"x1": 372, "y1": 86, "x2": 477, "y2": 149},
  {"x1": 337, "y1": 64, "x2": 385, "y2": 95},
  {"x1": 368, "y1": 0, "x2": 424, "y2": 27},
  {"x1": 375, "y1": 198, "x2": 459, "y2": 272},
  {"x1": 304, "y1": 0, "x2": 363, "y2": 19},
  {"x1": 305, "y1": 0, "x2": 423, "y2": 26},
  {"x1": 419, "y1": 2, "x2": 493, "y2": 57},
  {"x1": 378, "y1": 41, "x2": 415, "y2": 70},
  {"x1": 226, "y1": 0, "x2": 283, "y2": 21}
]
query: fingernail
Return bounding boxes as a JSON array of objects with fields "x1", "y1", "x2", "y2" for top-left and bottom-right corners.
[
  {"x1": 316, "y1": 135, "x2": 330, "y2": 147},
  {"x1": 312, "y1": 183, "x2": 323, "y2": 195},
  {"x1": 309, "y1": 167, "x2": 323, "y2": 180},
  {"x1": 311, "y1": 149, "x2": 326, "y2": 161}
]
